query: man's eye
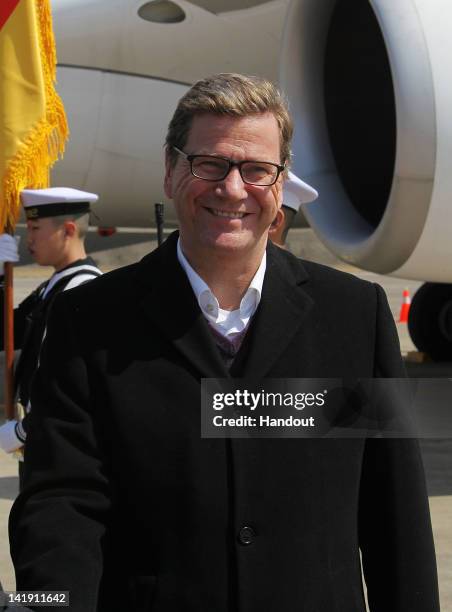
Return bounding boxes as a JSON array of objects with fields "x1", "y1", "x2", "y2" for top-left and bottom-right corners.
[
  {"x1": 196, "y1": 159, "x2": 225, "y2": 170},
  {"x1": 246, "y1": 164, "x2": 271, "y2": 174},
  {"x1": 244, "y1": 163, "x2": 273, "y2": 178}
]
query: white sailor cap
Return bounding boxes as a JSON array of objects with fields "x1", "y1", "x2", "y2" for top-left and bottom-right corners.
[
  {"x1": 283, "y1": 171, "x2": 318, "y2": 212},
  {"x1": 21, "y1": 187, "x2": 98, "y2": 220}
]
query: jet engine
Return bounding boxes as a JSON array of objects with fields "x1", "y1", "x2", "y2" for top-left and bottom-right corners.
[{"x1": 280, "y1": 0, "x2": 452, "y2": 360}]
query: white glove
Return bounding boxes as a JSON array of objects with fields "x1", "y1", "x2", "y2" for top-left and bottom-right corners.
[
  {"x1": 0, "y1": 420, "x2": 24, "y2": 453},
  {"x1": 0, "y1": 234, "x2": 20, "y2": 276},
  {"x1": 0, "y1": 234, "x2": 20, "y2": 262}
]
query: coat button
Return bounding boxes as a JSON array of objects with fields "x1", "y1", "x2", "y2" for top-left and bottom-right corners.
[{"x1": 238, "y1": 526, "x2": 255, "y2": 545}]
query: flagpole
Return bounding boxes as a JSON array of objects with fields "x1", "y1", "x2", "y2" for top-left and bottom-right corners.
[{"x1": 3, "y1": 259, "x2": 15, "y2": 420}]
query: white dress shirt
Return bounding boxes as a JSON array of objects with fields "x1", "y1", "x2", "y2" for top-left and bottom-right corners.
[{"x1": 177, "y1": 239, "x2": 266, "y2": 338}]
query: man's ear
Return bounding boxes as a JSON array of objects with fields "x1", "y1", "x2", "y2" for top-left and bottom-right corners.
[
  {"x1": 63, "y1": 220, "x2": 77, "y2": 239},
  {"x1": 268, "y1": 208, "x2": 286, "y2": 247},
  {"x1": 164, "y1": 148, "x2": 174, "y2": 199},
  {"x1": 270, "y1": 208, "x2": 285, "y2": 231}
]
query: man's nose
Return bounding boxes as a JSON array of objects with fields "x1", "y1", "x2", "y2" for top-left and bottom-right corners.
[{"x1": 218, "y1": 166, "x2": 248, "y2": 199}]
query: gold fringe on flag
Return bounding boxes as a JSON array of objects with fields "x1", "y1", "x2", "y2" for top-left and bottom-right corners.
[{"x1": 0, "y1": 0, "x2": 69, "y2": 233}]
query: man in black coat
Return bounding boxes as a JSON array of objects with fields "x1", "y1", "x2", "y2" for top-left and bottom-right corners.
[{"x1": 8, "y1": 74, "x2": 439, "y2": 611}]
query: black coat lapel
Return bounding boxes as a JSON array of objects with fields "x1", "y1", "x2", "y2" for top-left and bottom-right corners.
[
  {"x1": 136, "y1": 233, "x2": 229, "y2": 379},
  {"x1": 236, "y1": 242, "x2": 314, "y2": 379}
]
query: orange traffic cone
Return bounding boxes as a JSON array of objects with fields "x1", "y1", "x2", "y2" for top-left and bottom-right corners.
[{"x1": 398, "y1": 289, "x2": 411, "y2": 323}]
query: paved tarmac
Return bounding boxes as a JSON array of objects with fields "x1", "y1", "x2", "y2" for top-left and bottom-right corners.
[{"x1": 0, "y1": 229, "x2": 451, "y2": 609}]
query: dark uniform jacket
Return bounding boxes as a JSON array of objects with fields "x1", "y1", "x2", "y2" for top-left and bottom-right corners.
[
  {"x1": 0, "y1": 257, "x2": 102, "y2": 414},
  {"x1": 9, "y1": 233, "x2": 439, "y2": 612}
]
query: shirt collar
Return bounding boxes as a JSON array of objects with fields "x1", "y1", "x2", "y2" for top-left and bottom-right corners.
[
  {"x1": 177, "y1": 238, "x2": 266, "y2": 328},
  {"x1": 41, "y1": 257, "x2": 100, "y2": 299}
]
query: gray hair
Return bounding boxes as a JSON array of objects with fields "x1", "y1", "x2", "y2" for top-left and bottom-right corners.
[{"x1": 165, "y1": 73, "x2": 293, "y2": 168}]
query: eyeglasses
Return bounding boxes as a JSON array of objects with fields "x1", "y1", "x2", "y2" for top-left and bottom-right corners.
[{"x1": 173, "y1": 146, "x2": 285, "y2": 186}]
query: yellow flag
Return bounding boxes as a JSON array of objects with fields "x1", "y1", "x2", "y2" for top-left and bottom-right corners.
[{"x1": 0, "y1": 0, "x2": 69, "y2": 232}]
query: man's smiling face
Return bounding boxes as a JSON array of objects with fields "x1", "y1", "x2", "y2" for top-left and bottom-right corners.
[{"x1": 164, "y1": 112, "x2": 283, "y2": 264}]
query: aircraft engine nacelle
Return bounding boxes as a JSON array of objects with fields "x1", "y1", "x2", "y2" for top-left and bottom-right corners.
[{"x1": 280, "y1": 0, "x2": 452, "y2": 284}]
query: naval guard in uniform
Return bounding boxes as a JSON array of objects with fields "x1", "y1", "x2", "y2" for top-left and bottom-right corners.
[
  {"x1": 269, "y1": 170, "x2": 318, "y2": 247},
  {"x1": 0, "y1": 188, "x2": 102, "y2": 470}
]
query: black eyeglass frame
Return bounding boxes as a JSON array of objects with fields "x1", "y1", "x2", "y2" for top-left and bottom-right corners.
[{"x1": 172, "y1": 146, "x2": 285, "y2": 186}]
